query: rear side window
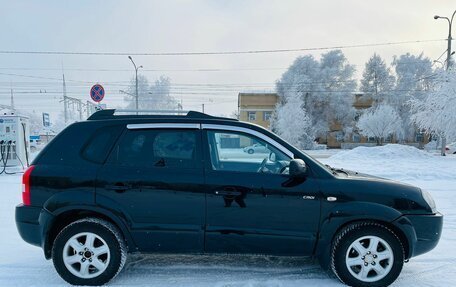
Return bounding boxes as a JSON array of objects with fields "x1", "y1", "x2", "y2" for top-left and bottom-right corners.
[
  {"x1": 109, "y1": 129, "x2": 201, "y2": 168},
  {"x1": 82, "y1": 125, "x2": 124, "y2": 163},
  {"x1": 34, "y1": 123, "x2": 98, "y2": 165}
]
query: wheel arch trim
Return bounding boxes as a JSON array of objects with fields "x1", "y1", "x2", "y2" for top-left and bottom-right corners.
[
  {"x1": 315, "y1": 202, "x2": 415, "y2": 269},
  {"x1": 41, "y1": 205, "x2": 136, "y2": 259}
]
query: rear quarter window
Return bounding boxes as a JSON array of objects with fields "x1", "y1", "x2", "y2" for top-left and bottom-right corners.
[
  {"x1": 34, "y1": 123, "x2": 123, "y2": 166},
  {"x1": 82, "y1": 125, "x2": 124, "y2": 163}
]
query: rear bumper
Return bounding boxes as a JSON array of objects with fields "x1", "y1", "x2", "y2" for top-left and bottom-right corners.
[
  {"x1": 393, "y1": 212, "x2": 443, "y2": 258},
  {"x1": 15, "y1": 204, "x2": 42, "y2": 247},
  {"x1": 15, "y1": 204, "x2": 55, "y2": 256}
]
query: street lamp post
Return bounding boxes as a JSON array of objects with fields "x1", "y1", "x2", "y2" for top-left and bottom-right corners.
[
  {"x1": 434, "y1": 10, "x2": 456, "y2": 70},
  {"x1": 128, "y1": 56, "x2": 143, "y2": 114},
  {"x1": 434, "y1": 10, "x2": 456, "y2": 156}
]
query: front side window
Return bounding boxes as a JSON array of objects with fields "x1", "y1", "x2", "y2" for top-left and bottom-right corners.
[
  {"x1": 207, "y1": 130, "x2": 291, "y2": 174},
  {"x1": 110, "y1": 129, "x2": 200, "y2": 168},
  {"x1": 247, "y1": 111, "x2": 256, "y2": 121}
]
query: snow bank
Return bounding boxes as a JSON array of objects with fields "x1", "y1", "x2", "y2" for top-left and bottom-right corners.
[
  {"x1": 323, "y1": 144, "x2": 454, "y2": 181},
  {"x1": 329, "y1": 144, "x2": 432, "y2": 161}
]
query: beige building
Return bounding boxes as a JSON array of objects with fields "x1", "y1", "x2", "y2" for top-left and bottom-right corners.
[
  {"x1": 237, "y1": 92, "x2": 428, "y2": 149},
  {"x1": 238, "y1": 92, "x2": 278, "y2": 129}
]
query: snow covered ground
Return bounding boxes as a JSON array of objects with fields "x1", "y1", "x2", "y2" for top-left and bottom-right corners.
[{"x1": 0, "y1": 144, "x2": 454, "y2": 286}]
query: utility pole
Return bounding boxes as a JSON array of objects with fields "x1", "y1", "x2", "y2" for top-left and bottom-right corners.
[
  {"x1": 202, "y1": 103, "x2": 205, "y2": 113},
  {"x1": 10, "y1": 88, "x2": 14, "y2": 110},
  {"x1": 128, "y1": 56, "x2": 143, "y2": 114},
  {"x1": 86, "y1": 101, "x2": 98, "y2": 118},
  {"x1": 63, "y1": 73, "x2": 68, "y2": 124},
  {"x1": 78, "y1": 101, "x2": 83, "y2": 121},
  {"x1": 434, "y1": 10, "x2": 456, "y2": 155}
]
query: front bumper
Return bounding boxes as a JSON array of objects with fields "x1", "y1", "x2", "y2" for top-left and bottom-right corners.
[{"x1": 393, "y1": 212, "x2": 443, "y2": 258}]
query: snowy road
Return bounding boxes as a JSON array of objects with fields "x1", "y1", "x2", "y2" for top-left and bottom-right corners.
[{"x1": 0, "y1": 145, "x2": 455, "y2": 286}]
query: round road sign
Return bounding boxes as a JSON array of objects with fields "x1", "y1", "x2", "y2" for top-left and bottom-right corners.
[{"x1": 90, "y1": 84, "x2": 105, "y2": 102}]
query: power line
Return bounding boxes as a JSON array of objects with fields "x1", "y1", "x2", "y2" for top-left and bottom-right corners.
[
  {"x1": 0, "y1": 67, "x2": 287, "y2": 72},
  {"x1": 0, "y1": 75, "x2": 434, "y2": 88},
  {"x1": 0, "y1": 89, "x2": 432, "y2": 96},
  {"x1": 0, "y1": 72, "x2": 88, "y2": 83},
  {"x1": 0, "y1": 39, "x2": 445, "y2": 56},
  {"x1": 0, "y1": 58, "x2": 436, "y2": 73}
]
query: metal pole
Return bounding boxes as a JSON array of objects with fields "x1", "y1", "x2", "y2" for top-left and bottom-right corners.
[
  {"x1": 63, "y1": 73, "x2": 68, "y2": 124},
  {"x1": 128, "y1": 56, "x2": 142, "y2": 115},
  {"x1": 441, "y1": 16, "x2": 452, "y2": 155},
  {"x1": 434, "y1": 10, "x2": 456, "y2": 155},
  {"x1": 446, "y1": 10, "x2": 456, "y2": 70},
  {"x1": 10, "y1": 89, "x2": 14, "y2": 110},
  {"x1": 64, "y1": 96, "x2": 68, "y2": 124},
  {"x1": 78, "y1": 101, "x2": 83, "y2": 120},
  {"x1": 135, "y1": 68, "x2": 139, "y2": 114}
]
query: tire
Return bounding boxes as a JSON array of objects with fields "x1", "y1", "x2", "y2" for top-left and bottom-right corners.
[
  {"x1": 331, "y1": 222, "x2": 404, "y2": 287},
  {"x1": 52, "y1": 218, "x2": 127, "y2": 286},
  {"x1": 248, "y1": 149, "x2": 254, "y2": 154}
]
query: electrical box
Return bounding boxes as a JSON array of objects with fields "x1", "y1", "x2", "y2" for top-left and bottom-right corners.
[{"x1": 0, "y1": 113, "x2": 30, "y2": 167}]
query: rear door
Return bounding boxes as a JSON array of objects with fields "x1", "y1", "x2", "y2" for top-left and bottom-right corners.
[{"x1": 96, "y1": 123, "x2": 206, "y2": 253}]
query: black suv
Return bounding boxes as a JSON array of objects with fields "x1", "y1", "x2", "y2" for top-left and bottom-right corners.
[{"x1": 16, "y1": 110, "x2": 442, "y2": 287}]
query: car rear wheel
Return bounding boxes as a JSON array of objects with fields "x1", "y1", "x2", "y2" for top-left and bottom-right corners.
[
  {"x1": 52, "y1": 218, "x2": 127, "y2": 286},
  {"x1": 331, "y1": 222, "x2": 404, "y2": 287}
]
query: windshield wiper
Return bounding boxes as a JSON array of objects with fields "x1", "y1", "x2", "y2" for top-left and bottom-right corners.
[{"x1": 325, "y1": 164, "x2": 349, "y2": 176}]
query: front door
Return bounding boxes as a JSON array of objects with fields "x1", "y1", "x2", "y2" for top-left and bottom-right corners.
[
  {"x1": 203, "y1": 128, "x2": 321, "y2": 256},
  {"x1": 96, "y1": 124, "x2": 205, "y2": 253}
]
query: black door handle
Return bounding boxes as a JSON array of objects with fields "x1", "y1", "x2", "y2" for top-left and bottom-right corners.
[
  {"x1": 106, "y1": 183, "x2": 131, "y2": 193},
  {"x1": 214, "y1": 190, "x2": 242, "y2": 196}
]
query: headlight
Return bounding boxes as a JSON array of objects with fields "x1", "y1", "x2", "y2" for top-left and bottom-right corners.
[{"x1": 421, "y1": 189, "x2": 436, "y2": 213}]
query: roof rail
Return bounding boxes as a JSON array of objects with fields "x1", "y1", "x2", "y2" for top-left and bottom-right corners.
[
  {"x1": 87, "y1": 109, "x2": 115, "y2": 120},
  {"x1": 87, "y1": 109, "x2": 238, "y2": 121}
]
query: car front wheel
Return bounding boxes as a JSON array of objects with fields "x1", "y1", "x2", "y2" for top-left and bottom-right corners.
[
  {"x1": 331, "y1": 222, "x2": 404, "y2": 287},
  {"x1": 52, "y1": 218, "x2": 127, "y2": 286}
]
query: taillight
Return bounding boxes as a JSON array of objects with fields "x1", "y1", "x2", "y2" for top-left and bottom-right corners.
[{"x1": 22, "y1": 165, "x2": 35, "y2": 206}]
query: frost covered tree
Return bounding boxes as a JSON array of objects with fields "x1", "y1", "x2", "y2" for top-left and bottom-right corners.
[
  {"x1": 271, "y1": 95, "x2": 316, "y2": 150},
  {"x1": 393, "y1": 53, "x2": 433, "y2": 97},
  {"x1": 360, "y1": 54, "x2": 395, "y2": 103},
  {"x1": 275, "y1": 50, "x2": 356, "y2": 142},
  {"x1": 410, "y1": 68, "x2": 456, "y2": 155},
  {"x1": 124, "y1": 75, "x2": 177, "y2": 110},
  {"x1": 319, "y1": 50, "x2": 357, "y2": 128},
  {"x1": 22, "y1": 110, "x2": 43, "y2": 135},
  {"x1": 52, "y1": 109, "x2": 80, "y2": 133},
  {"x1": 357, "y1": 104, "x2": 403, "y2": 145},
  {"x1": 392, "y1": 53, "x2": 433, "y2": 141}
]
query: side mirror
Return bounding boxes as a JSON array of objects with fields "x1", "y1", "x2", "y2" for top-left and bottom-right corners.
[{"x1": 289, "y1": 159, "x2": 307, "y2": 178}]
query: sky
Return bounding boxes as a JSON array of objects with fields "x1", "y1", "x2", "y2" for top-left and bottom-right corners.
[{"x1": 0, "y1": 0, "x2": 455, "y2": 121}]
